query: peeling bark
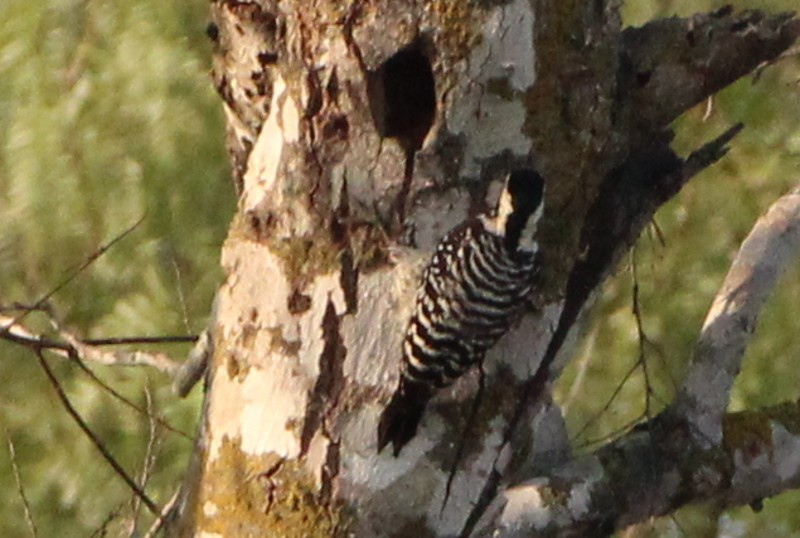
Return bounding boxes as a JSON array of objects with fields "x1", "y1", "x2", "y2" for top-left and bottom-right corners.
[{"x1": 169, "y1": 1, "x2": 800, "y2": 536}]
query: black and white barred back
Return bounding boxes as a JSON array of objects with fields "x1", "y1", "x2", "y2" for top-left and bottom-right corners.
[{"x1": 378, "y1": 169, "x2": 545, "y2": 456}]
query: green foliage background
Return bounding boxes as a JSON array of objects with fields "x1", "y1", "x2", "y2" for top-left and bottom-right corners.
[
  {"x1": 0, "y1": 0, "x2": 231, "y2": 535},
  {"x1": 0, "y1": 0, "x2": 797, "y2": 536}
]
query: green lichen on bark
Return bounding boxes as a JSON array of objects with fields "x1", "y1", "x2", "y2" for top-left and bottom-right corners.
[
  {"x1": 765, "y1": 400, "x2": 800, "y2": 435},
  {"x1": 428, "y1": 0, "x2": 484, "y2": 64},
  {"x1": 723, "y1": 401, "x2": 800, "y2": 458},
  {"x1": 227, "y1": 204, "x2": 343, "y2": 288},
  {"x1": 521, "y1": 0, "x2": 622, "y2": 303},
  {"x1": 199, "y1": 436, "x2": 352, "y2": 538}
]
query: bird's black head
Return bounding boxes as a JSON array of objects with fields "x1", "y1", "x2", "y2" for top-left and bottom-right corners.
[{"x1": 501, "y1": 168, "x2": 545, "y2": 253}]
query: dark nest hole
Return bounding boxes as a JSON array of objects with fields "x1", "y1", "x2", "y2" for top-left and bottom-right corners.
[{"x1": 368, "y1": 42, "x2": 436, "y2": 153}]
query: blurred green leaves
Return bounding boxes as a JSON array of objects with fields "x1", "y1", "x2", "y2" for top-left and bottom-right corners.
[{"x1": 0, "y1": 0, "x2": 230, "y2": 534}]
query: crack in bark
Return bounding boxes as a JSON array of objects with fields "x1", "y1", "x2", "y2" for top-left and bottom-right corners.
[
  {"x1": 339, "y1": 249, "x2": 359, "y2": 315},
  {"x1": 299, "y1": 299, "x2": 347, "y2": 463},
  {"x1": 333, "y1": 180, "x2": 359, "y2": 314},
  {"x1": 320, "y1": 439, "x2": 341, "y2": 504},
  {"x1": 443, "y1": 365, "x2": 487, "y2": 514}
]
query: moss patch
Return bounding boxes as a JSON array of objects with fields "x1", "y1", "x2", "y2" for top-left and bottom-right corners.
[
  {"x1": 429, "y1": 0, "x2": 484, "y2": 63},
  {"x1": 723, "y1": 410, "x2": 775, "y2": 461},
  {"x1": 723, "y1": 401, "x2": 800, "y2": 460},
  {"x1": 764, "y1": 400, "x2": 800, "y2": 436},
  {"x1": 199, "y1": 436, "x2": 352, "y2": 537}
]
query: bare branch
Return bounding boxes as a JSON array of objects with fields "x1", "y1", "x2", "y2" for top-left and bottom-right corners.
[
  {"x1": 6, "y1": 434, "x2": 38, "y2": 538},
  {"x1": 0, "y1": 314, "x2": 182, "y2": 374},
  {"x1": 673, "y1": 187, "x2": 800, "y2": 446},
  {"x1": 8, "y1": 215, "x2": 145, "y2": 328},
  {"x1": 82, "y1": 335, "x2": 198, "y2": 346},
  {"x1": 89, "y1": 504, "x2": 125, "y2": 538},
  {"x1": 34, "y1": 350, "x2": 160, "y2": 515},
  {"x1": 60, "y1": 329, "x2": 180, "y2": 374},
  {"x1": 142, "y1": 490, "x2": 181, "y2": 538},
  {"x1": 131, "y1": 385, "x2": 161, "y2": 535},
  {"x1": 0, "y1": 315, "x2": 72, "y2": 356},
  {"x1": 172, "y1": 328, "x2": 213, "y2": 397}
]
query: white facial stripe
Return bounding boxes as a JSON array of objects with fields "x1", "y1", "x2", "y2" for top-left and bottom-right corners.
[
  {"x1": 492, "y1": 187, "x2": 514, "y2": 235},
  {"x1": 517, "y1": 202, "x2": 543, "y2": 252},
  {"x1": 484, "y1": 174, "x2": 544, "y2": 251}
]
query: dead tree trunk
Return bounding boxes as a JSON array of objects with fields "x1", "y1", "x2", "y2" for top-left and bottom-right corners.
[{"x1": 168, "y1": 2, "x2": 800, "y2": 536}]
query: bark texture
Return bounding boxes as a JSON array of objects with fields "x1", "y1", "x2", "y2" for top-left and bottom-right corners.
[{"x1": 169, "y1": 2, "x2": 800, "y2": 536}]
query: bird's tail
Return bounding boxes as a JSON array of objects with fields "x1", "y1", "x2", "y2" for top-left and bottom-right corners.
[{"x1": 377, "y1": 377, "x2": 434, "y2": 456}]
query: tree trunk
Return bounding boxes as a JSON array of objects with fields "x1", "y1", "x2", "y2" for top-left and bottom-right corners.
[{"x1": 168, "y1": 1, "x2": 800, "y2": 536}]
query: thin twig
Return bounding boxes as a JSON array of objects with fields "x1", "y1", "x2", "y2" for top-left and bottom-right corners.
[
  {"x1": 571, "y1": 359, "x2": 640, "y2": 444},
  {"x1": 0, "y1": 314, "x2": 72, "y2": 355},
  {"x1": 442, "y1": 364, "x2": 487, "y2": 514},
  {"x1": 62, "y1": 348, "x2": 191, "y2": 440},
  {"x1": 649, "y1": 217, "x2": 666, "y2": 248},
  {"x1": 171, "y1": 256, "x2": 192, "y2": 336},
  {"x1": 89, "y1": 503, "x2": 125, "y2": 538},
  {"x1": 131, "y1": 384, "x2": 161, "y2": 535},
  {"x1": 574, "y1": 412, "x2": 648, "y2": 451},
  {"x1": 142, "y1": 490, "x2": 181, "y2": 538},
  {"x1": 9, "y1": 214, "x2": 146, "y2": 328},
  {"x1": 34, "y1": 350, "x2": 159, "y2": 515},
  {"x1": 560, "y1": 327, "x2": 598, "y2": 416},
  {"x1": 82, "y1": 335, "x2": 198, "y2": 346},
  {"x1": 0, "y1": 303, "x2": 51, "y2": 314},
  {"x1": 6, "y1": 434, "x2": 38, "y2": 538},
  {"x1": 631, "y1": 252, "x2": 654, "y2": 419}
]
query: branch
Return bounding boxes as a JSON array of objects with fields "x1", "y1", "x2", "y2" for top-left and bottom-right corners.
[
  {"x1": 0, "y1": 314, "x2": 181, "y2": 374},
  {"x1": 82, "y1": 335, "x2": 197, "y2": 346},
  {"x1": 621, "y1": 8, "x2": 800, "y2": 128},
  {"x1": 131, "y1": 385, "x2": 161, "y2": 534},
  {"x1": 7, "y1": 214, "x2": 145, "y2": 328},
  {"x1": 6, "y1": 434, "x2": 38, "y2": 538},
  {"x1": 471, "y1": 401, "x2": 800, "y2": 537},
  {"x1": 34, "y1": 350, "x2": 160, "y2": 515},
  {"x1": 142, "y1": 489, "x2": 181, "y2": 538},
  {"x1": 543, "y1": 124, "x2": 742, "y2": 399},
  {"x1": 673, "y1": 187, "x2": 800, "y2": 446},
  {"x1": 61, "y1": 330, "x2": 181, "y2": 374}
]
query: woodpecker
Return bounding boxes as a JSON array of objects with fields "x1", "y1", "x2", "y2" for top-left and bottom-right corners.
[{"x1": 378, "y1": 169, "x2": 545, "y2": 456}]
